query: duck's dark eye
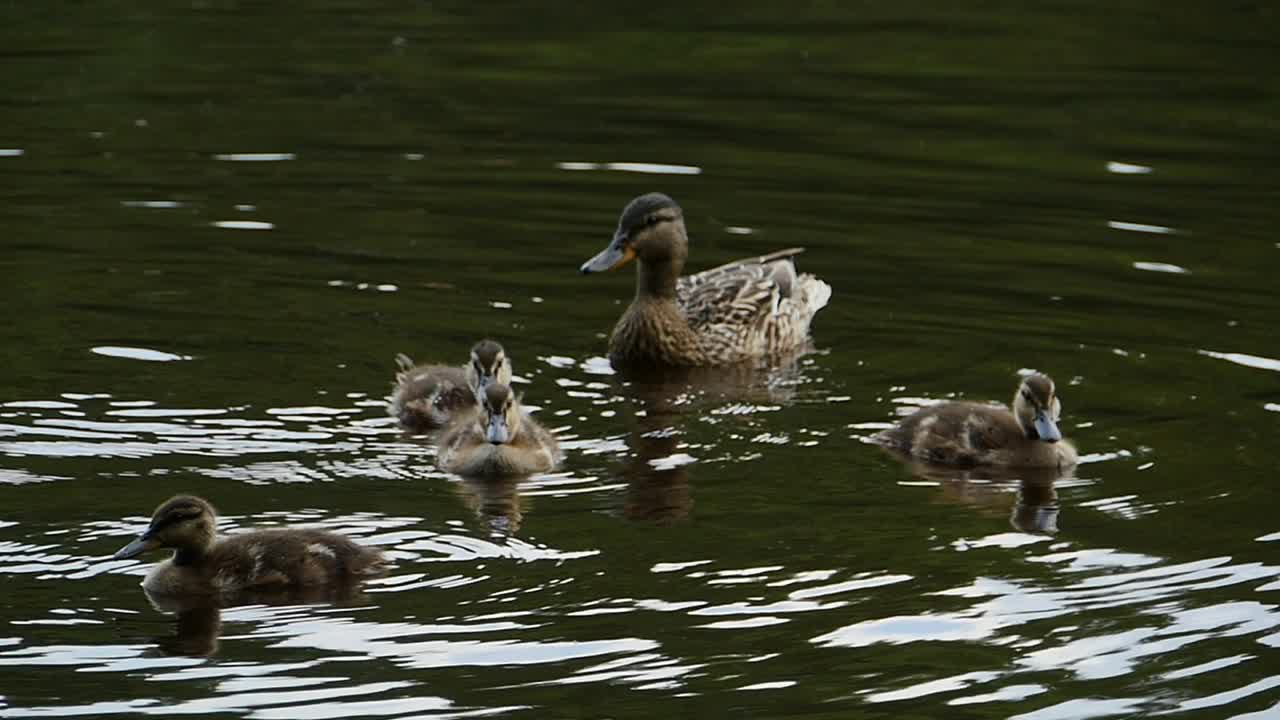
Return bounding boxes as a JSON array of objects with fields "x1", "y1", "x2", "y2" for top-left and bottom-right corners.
[
  {"x1": 1021, "y1": 390, "x2": 1033, "y2": 401},
  {"x1": 636, "y1": 214, "x2": 662, "y2": 231}
]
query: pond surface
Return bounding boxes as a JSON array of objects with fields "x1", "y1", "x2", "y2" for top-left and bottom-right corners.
[{"x1": 2, "y1": 2, "x2": 1278, "y2": 718}]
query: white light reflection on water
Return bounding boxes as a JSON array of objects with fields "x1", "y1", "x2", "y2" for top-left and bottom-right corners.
[
  {"x1": 1133, "y1": 261, "x2": 1190, "y2": 274},
  {"x1": 1107, "y1": 220, "x2": 1176, "y2": 234},
  {"x1": 813, "y1": 545, "x2": 1280, "y2": 708},
  {"x1": 555, "y1": 161, "x2": 702, "y2": 175},
  {"x1": 1106, "y1": 161, "x2": 1152, "y2": 174},
  {"x1": 0, "y1": 396, "x2": 406, "y2": 473},
  {"x1": 213, "y1": 152, "x2": 296, "y2": 161},
  {"x1": 1198, "y1": 349, "x2": 1280, "y2": 373},
  {"x1": 120, "y1": 200, "x2": 184, "y2": 209},
  {"x1": 211, "y1": 220, "x2": 274, "y2": 230},
  {"x1": 90, "y1": 346, "x2": 192, "y2": 362}
]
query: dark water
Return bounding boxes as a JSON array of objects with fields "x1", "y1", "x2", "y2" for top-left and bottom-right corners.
[{"x1": 2, "y1": 2, "x2": 1278, "y2": 718}]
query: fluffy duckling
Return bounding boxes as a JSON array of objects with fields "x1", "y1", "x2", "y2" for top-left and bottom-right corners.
[
  {"x1": 579, "y1": 192, "x2": 831, "y2": 367},
  {"x1": 437, "y1": 382, "x2": 561, "y2": 477},
  {"x1": 464, "y1": 339, "x2": 513, "y2": 394},
  {"x1": 389, "y1": 339, "x2": 513, "y2": 431},
  {"x1": 874, "y1": 373, "x2": 1078, "y2": 469},
  {"x1": 112, "y1": 495, "x2": 387, "y2": 595}
]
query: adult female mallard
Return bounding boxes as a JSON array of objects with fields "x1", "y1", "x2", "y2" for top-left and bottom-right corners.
[
  {"x1": 112, "y1": 495, "x2": 387, "y2": 595},
  {"x1": 437, "y1": 382, "x2": 561, "y2": 477},
  {"x1": 389, "y1": 339, "x2": 512, "y2": 431},
  {"x1": 874, "y1": 372, "x2": 1078, "y2": 469},
  {"x1": 579, "y1": 193, "x2": 831, "y2": 367}
]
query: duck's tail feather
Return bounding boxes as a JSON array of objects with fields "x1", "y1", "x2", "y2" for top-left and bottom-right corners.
[{"x1": 798, "y1": 276, "x2": 832, "y2": 315}]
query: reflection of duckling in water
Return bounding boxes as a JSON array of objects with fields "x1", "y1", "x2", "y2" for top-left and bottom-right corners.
[
  {"x1": 144, "y1": 583, "x2": 372, "y2": 657},
  {"x1": 580, "y1": 192, "x2": 831, "y2": 367},
  {"x1": 389, "y1": 339, "x2": 512, "y2": 432},
  {"x1": 1012, "y1": 478, "x2": 1059, "y2": 534},
  {"x1": 437, "y1": 383, "x2": 561, "y2": 477},
  {"x1": 874, "y1": 372, "x2": 1078, "y2": 469},
  {"x1": 889, "y1": 458, "x2": 1066, "y2": 535},
  {"x1": 456, "y1": 475, "x2": 525, "y2": 535},
  {"x1": 112, "y1": 495, "x2": 387, "y2": 595}
]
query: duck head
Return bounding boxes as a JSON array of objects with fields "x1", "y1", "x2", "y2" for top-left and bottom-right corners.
[
  {"x1": 114, "y1": 495, "x2": 218, "y2": 561},
  {"x1": 1013, "y1": 373, "x2": 1064, "y2": 443},
  {"x1": 580, "y1": 193, "x2": 688, "y2": 296},
  {"x1": 466, "y1": 339, "x2": 512, "y2": 397},
  {"x1": 480, "y1": 383, "x2": 522, "y2": 445}
]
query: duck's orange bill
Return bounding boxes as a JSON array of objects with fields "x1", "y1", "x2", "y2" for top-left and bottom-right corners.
[{"x1": 579, "y1": 243, "x2": 636, "y2": 274}]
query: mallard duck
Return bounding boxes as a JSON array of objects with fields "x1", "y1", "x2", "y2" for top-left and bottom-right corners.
[
  {"x1": 112, "y1": 495, "x2": 387, "y2": 595},
  {"x1": 874, "y1": 373, "x2": 1078, "y2": 468},
  {"x1": 579, "y1": 192, "x2": 831, "y2": 367},
  {"x1": 437, "y1": 382, "x2": 561, "y2": 477},
  {"x1": 389, "y1": 339, "x2": 513, "y2": 431}
]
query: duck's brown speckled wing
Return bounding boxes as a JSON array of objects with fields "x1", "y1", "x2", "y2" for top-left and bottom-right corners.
[
  {"x1": 676, "y1": 248, "x2": 830, "y2": 363},
  {"x1": 676, "y1": 248, "x2": 804, "y2": 324}
]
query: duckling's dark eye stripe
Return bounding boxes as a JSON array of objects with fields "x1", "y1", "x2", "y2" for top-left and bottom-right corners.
[{"x1": 153, "y1": 510, "x2": 198, "y2": 530}]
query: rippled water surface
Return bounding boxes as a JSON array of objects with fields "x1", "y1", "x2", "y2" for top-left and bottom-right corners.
[{"x1": 3, "y1": 3, "x2": 1278, "y2": 718}]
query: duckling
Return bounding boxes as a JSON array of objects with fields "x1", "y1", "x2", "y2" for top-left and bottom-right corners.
[
  {"x1": 874, "y1": 373, "x2": 1078, "y2": 469},
  {"x1": 389, "y1": 339, "x2": 513, "y2": 431},
  {"x1": 437, "y1": 382, "x2": 562, "y2": 477},
  {"x1": 112, "y1": 495, "x2": 387, "y2": 595},
  {"x1": 579, "y1": 192, "x2": 831, "y2": 367}
]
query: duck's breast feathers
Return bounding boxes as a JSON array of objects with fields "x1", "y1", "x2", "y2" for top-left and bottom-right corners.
[{"x1": 439, "y1": 411, "x2": 561, "y2": 478}]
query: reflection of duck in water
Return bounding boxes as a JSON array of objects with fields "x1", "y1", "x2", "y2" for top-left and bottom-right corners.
[
  {"x1": 1012, "y1": 478, "x2": 1059, "y2": 534},
  {"x1": 144, "y1": 583, "x2": 371, "y2": 657},
  {"x1": 389, "y1": 339, "x2": 512, "y2": 432},
  {"x1": 580, "y1": 193, "x2": 831, "y2": 367},
  {"x1": 888, "y1": 458, "x2": 1065, "y2": 535},
  {"x1": 619, "y1": 419, "x2": 693, "y2": 524},
  {"x1": 112, "y1": 495, "x2": 387, "y2": 595},
  {"x1": 601, "y1": 348, "x2": 813, "y2": 524},
  {"x1": 437, "y1": 383, "x2": 561, "y2": 477},
  {"x1": 874, "y1": 373, "x2": 1078, "y2": 469},
  {"x1": 456, "y1": 475, "x2": 525, "y2": 535}
]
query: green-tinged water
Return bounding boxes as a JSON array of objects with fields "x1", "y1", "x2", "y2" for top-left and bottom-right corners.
[{"x1": 2, "y1": 2, "x2": 1278, "y2": 718}]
